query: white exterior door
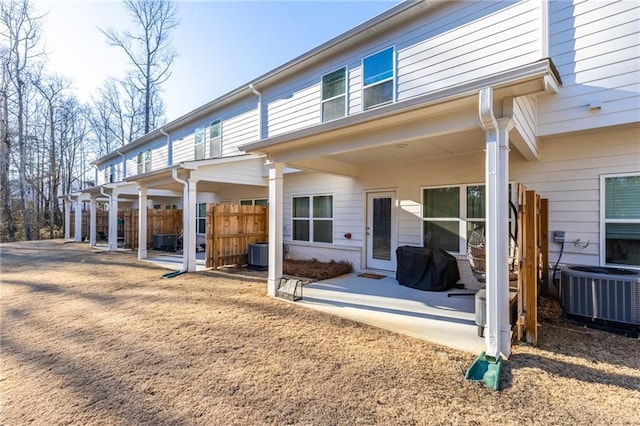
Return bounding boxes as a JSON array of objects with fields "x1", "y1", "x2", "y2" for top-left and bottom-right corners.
[{"x1": 366, "y1": 191, "x2": 397, "y2": 271}]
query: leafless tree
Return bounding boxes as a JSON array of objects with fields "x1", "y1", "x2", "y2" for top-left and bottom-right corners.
[
  {"x1": 34, "y1": 73, "x2": 68, "y2": 238},
  {"x1": 0, "y1": 0, "x2": 45, "y2": 240},
  {"x1": 101, "y1": 0, "x2": 177, "y2": 134},
  {"x1": 0, "y1": 47, "x2": 16, "y2": 241}
]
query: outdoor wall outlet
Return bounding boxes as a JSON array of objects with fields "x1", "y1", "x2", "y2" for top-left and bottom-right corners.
[{"x1": 553, "y1": 231, "x2": 565, "y2": 243}]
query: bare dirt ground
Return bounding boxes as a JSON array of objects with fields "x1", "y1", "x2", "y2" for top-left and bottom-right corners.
[{"x1": 1, "y1": 240, "x2": 639, "y2": 425}]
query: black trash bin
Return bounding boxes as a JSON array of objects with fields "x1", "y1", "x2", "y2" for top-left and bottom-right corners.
[{"x1": 395, "y1": 246, "x2": 460, "y2": 291}]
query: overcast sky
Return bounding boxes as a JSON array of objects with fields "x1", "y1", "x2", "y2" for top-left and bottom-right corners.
[{"x1": 37, "y1": 0, "x2": 402, "y2": 122}]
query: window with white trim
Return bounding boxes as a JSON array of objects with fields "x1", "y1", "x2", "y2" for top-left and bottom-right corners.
[
  {"x1": 209, "y1": 119, "x2": 221, "y2": 158},
  {"x1": 422, "y1": 183, "x2": 512, "y2": 254},
  {"x1": 321, "y1": 67, "x2": 346, "y2": 122},
  {"x1": 240, "y1": 199, "x2": 268, "y2": 206},
  {"x1": 292, "y1": 195, "x2": 333, "y2": 243},
  {"x1": 196, "y1": 203, "x2": 207, "y2": 234},
  {"x1": 362, "y1": 46, "x2": 394, "y2": 110},
  {"x1": 194, "y1": 127, "x2": 204, "y2": 160},
  {"x1": 602, "y1": 173, "x2": 640, "y2": 267},
  {"x1": 137, "y1": 149, "x2": 151, "y2": 174}
]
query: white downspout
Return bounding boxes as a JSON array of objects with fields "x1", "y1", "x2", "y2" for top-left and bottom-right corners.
[
  {"x1": 171, "y1": 168, "x2": 189, "y2": 272},
  {"x1": 160, "y1": 128, "x2": 172, "y2": 166},
  {"x1": 479, "y1": 87, "x2": 512, "y2": 360},
  {"x1": 116, "y1": 150, "x2": 126, "y2": 180},
  {"x1": 249, "y1": 84, "x2": 262, "y2": 141}
]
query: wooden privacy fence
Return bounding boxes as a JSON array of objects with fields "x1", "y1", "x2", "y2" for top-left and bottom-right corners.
[
  {"x1": 69, "y1": 210, "x2": 111, "y2": 240},
  {"x1": 515, "y1": 184, "x2": 549, "y2": 345},
  {"x1": 122, "y1": 209, "x2": 183, "y2": 249},
  {"x1": 206, "y1": 204, "x2": 268, "y2": 269}
]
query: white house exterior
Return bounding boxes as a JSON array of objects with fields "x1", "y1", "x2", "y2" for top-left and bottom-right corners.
[{"x1": 68, "y1": 0, "x2": 640, "y2": 360}]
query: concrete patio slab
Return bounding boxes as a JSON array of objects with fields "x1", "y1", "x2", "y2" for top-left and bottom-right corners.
[
  {"x1": 299, "y1": 274, "x2": 485, "y2": 355},
  {"x1": 143, "y1": 252, "x2": 208, "y2": 272}
]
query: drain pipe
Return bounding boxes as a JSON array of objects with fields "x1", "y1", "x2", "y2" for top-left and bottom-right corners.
[
  {"x1": 160, "y1": 128, "x2": 172, "y2": 166},
  {"x1": 116, "y1": 150, "x2": 126, "y2": 179},
  {"x1": 171, "y1": 168, "x2": 189, "y2": 272},
  {"x1": 249, "y1": 84, "x2": 262, "y2": 141}
]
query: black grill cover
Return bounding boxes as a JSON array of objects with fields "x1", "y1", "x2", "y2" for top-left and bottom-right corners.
[{"x1": 395, "y1": 246, "x2": 460, "y2": 291}]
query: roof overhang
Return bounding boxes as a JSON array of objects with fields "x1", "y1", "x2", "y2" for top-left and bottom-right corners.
[{"x1": 242, "y1": 59, "x2": 560, "y2": 171}]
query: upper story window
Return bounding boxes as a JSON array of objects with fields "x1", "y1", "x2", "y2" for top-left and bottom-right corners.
[
  {"x1": 209, "y1": 119, "x2": 221, "y2": 158},
  {"x1": 602, "y1": 173, "x2": 640, "y2": 267},
  {"x1": 362, "y1": 46, "x2": 394, "y2": 110},
  {"x1": 194, "y1": 127, "x2": 205, "y2": 160},
  {"x1": 105, "y1": 164, "x2": 117, "y2": 183},
  {"x1": 137, "y1": 149, "x2": 151, "y2": 174},
  {"x1": 321, "y1": 67, "x2": 346, "y2": 122}
]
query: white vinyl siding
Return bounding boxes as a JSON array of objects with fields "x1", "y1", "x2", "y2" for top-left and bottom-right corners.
[{"x1": 539, "y1": 1, "x2": 640, "y2": 135}]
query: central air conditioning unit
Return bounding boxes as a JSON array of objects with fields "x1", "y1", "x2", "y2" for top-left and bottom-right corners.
[
  {"x1": 560, "y1": 265, "x2": 640, "y2": 326},
  {"x1": 248, "y1": 242, "x2": 268, "y2": 270}
]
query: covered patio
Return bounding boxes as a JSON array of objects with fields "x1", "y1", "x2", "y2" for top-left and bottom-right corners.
[{"x1": 300, "y1": 274, "x2": 484, "y2": 354}]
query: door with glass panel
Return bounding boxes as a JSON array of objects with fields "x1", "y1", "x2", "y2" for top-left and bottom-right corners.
[{"x1": 366, "y1": 192, "x2": 396, "y2": 271}]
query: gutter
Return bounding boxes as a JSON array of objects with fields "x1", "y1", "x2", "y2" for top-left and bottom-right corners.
[
  {"x1": 116, "y1": 150, "x2": 126, "y2": 179},
  {"x1": 160, "y1": 128, "x2": 172, "y2": 166},
  {"x1": 249, "y1": 84, "x2": 262, "y2": 141}
]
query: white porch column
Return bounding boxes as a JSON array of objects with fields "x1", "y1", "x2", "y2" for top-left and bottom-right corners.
[
  {"x1": 108, "y1": 191, "x2": 120, "y2": 251},
  {"x1": 74, "y1": 199, "x2": 82, "y2": 242},
  {"x1": 64, "y1": 198, "x2": 71, "y2": 240},
  {"x1": 89, "y1": 195, "x2": 97, "y2": 247},
  {"x1": 138, "y1": 185, "x2": 148, "y2": 259},
  {"x1": 267, "y1": 162, "x2": 284, "y2": 297},
  {"x1": 182, "y1": 178, "x2": 198, "y2": 272},
  {"x1": 479, "y1": 87, "x2": 513, "y2": 359}
]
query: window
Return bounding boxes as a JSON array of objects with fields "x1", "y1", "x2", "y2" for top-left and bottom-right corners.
[
  {"x1": 602, "y1": 174, "x2": 640, "y2": 267},
  {"x1": 137, "y1": 149, "x2": 151, "y2": 174},
  {"x1": 165, "y1": 204, "x2": 177, "y2": 210},
  {"x1": 153, "y1": 204, "x2": 161, "y2": 209},
  {"x1": 321, "y1": 67, "x2": 346, "y2": 122},
  {"x1": 194, "y1": 127, "x2": 204, "y2": 160},
  {"x1": 422, "y1": 184, "x2": 512, "y2": 254},
  {"x1": 292, "y1": 195, "x2": 333, "y2": 243},
  {"x1": 240, "y1": 199, "x2": 268, "y2": 206},
  {"x1": 362, "y1": 47, "x2": 394, "y2": 110},
  {"x1": 196, "y1": 203, "x2": 207, "y2": 234},
  {"x1": 209, "y1": 120, "x2": 221, "y2": 158}
]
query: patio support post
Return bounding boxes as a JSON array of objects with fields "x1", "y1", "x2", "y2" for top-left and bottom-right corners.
[
  {"x1": 138, "y1": 185, "x2": 148, "y2": 259},
  {"x1": 89, "y1": 195, "x2": 97, "y2": 247},
  {"x1": 267, "y1": 162, "x2": 284, "y2": 297},
  {"x1": 74, "y1": 198, "x2": 82, "y2": 242},
  {"x1": 479, "y1": 87, "x2": 513, "y2": 360},
  {"x1": 64, "y1": 197, "x2": 71, "y2": 240},
  {"x1": 184, "y1": 177, "x2": 198, "y2": 272},
  {"x1": 108, "y1": 191, "x2": 119, "y2": 251}
]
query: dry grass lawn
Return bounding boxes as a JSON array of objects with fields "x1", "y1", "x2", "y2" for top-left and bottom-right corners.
[{"x1": 1, "y1": 240, "x2": 639, "y2": 425}]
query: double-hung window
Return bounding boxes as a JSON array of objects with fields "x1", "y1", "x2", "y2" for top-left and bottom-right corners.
[
  {"x1": 423, "y1": 184, "x2": 514, "y2": 254},
  {"x1": 194, "y1": 127, "x2": 204, "y2": 160},
  {"x1": 209, "y1": 119, "x2": 221, "y2": 158},
  {"x1": 196, "y1": 203, "x2": 207, "y2": 234},
  {"x1": 602, "y1": 173, "x2": 640, "y2": 267},
  {"x1": 137, "y1": 149, "x2": 151, "y2": 174},
  {"x1": 292, "y1": 195, "x2": 333, "y2": 243},
  {"x1": 321, "y1": 68, "x2": 346, "y2": 122},
  {"x1": 362, "y1": 46, "x2": 394, "y2": 110}
]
